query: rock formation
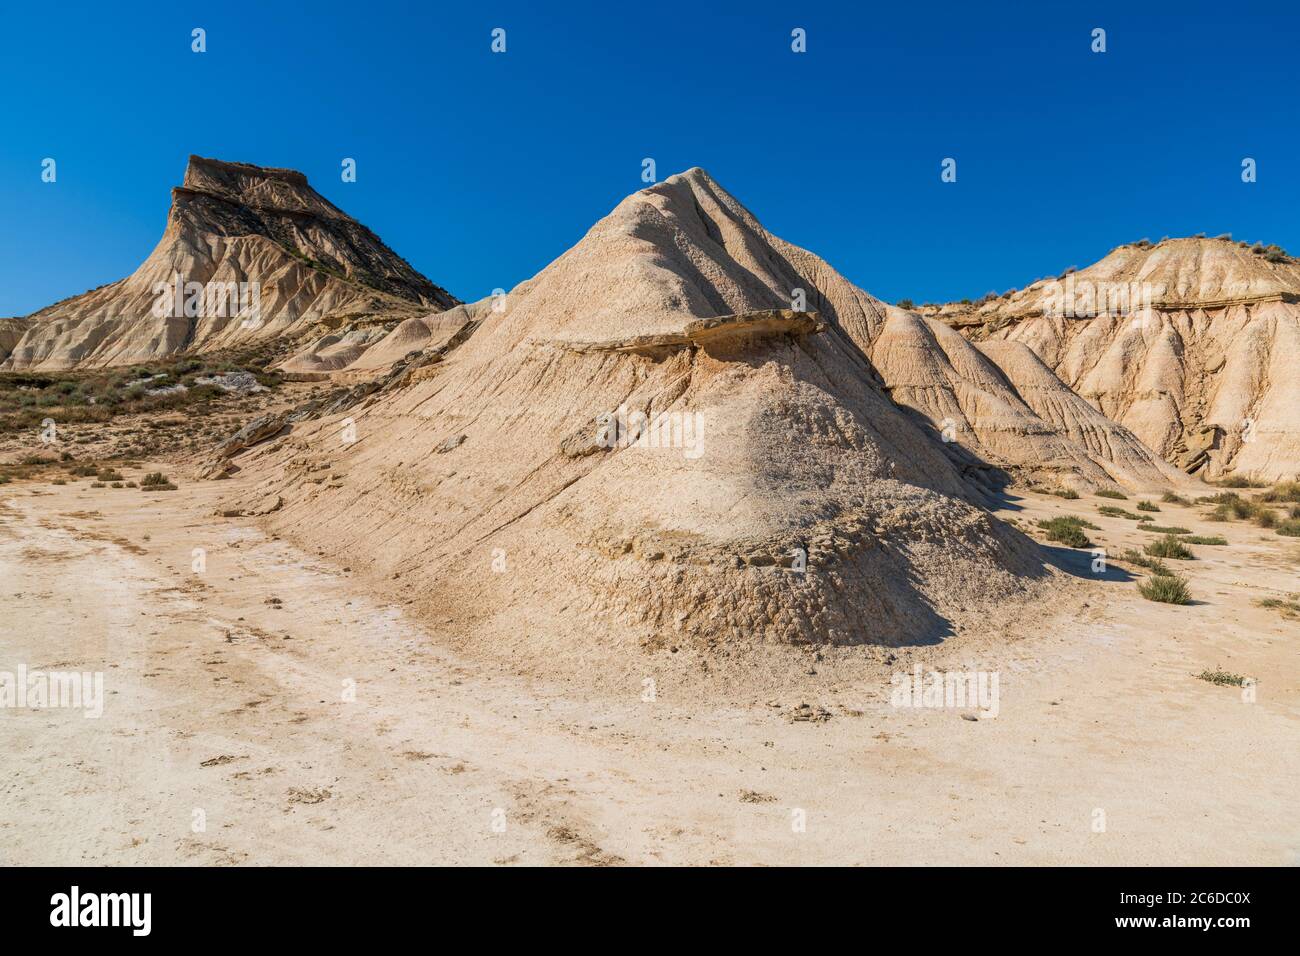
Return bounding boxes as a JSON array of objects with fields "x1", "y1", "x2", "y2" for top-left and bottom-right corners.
[
  {"x1": 219, "y1": 168, "x2": 1067, "y2": 664},
  {"x1": 936, "y1": 236, "x2": 1300, "y2": 480},
  {"x1": 2, "y1": 156, "x2": 456, "y2": 371}
]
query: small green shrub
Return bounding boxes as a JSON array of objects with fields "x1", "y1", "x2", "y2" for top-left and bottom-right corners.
[
  {"x1": 1183, "y1": 535, "x2": 1227, "y2": 546},
  {"x1": 1213, "y1": 475, "x2": 1266, "y2": 489},
  {"x1": 1037, "y1": 517, "x2": 1094, "y2": 548},
  {"x1": 1276, "y1": 519, "x2": 1300, "y2": 537},
  {"x1": 1220, "y1": 494, "x2": 1254, "y2": 519},
  {"x1": 1161, "y1": 492, "x2": 1190, "y2": 505},
  {"x1": 140, "y1": 471, "x2": 178, "y2": 491},
  {"x1": 1095, "y1": 489, "x2": 1127, "y2": 500},
  {"x1": 1057, "y1": 514, "x2": 1099, "y2": 529},
  {"x1": 1142, "y1": 525, "x2": 1191, "y2": 535},
  {"x1": 1201, "y1": 493, "x2": 1279, "y2": 528},
  {"x1": 1197, "y1": 668, "x2": 1246, "y2": 687},
  {"x1": 1139, "y1": 573, "x2": 1192, "y2": 604},
  {"x1": 1261, "y1": 481, "x2": 1300, "y2": 504},
  {"x1": 1198, "y1": 492, "x2": 1235, "y2": 506},
  {"x1": 1098, "y1": 505, "x2": 1141, "y2": 520},
  {"x1": 1049, "y1": 488, "x2": 1080, "y2": 500},
  {"x1": 1145, "y1": 534, "x2": 1194, "y2": 560},
  {"x1": 1135, "y1": 501, "x2": 1159, "y2": 512},
  {"x1": 1257, "y1": 597, "x2": 1300, "y2": 616},
  {"x1": 1120, "y1": 549, "x2": 1170, "y2": 574}
]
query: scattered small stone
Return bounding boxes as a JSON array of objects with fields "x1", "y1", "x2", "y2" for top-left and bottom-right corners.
[{"x1": 787, "y1": 702, "x2": 832, "y2": 723}]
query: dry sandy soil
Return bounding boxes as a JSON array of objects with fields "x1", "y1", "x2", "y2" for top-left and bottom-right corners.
[{"x1": 0, "y1": 471, "x2": 1296, "y2": 866}]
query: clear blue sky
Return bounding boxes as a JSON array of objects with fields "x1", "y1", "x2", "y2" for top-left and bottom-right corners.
[{"x1": 1, "y1": 1, "x2": 1296, "y2": 315}]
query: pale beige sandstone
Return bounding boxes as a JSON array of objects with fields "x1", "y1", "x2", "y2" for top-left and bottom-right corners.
[
  {"x1": 2, "y1": 156, "x2": 455, "y2": 371},
  {"x1": 935, "y1": 237, "x2": 1300, "y2": 480},
  {"x1": 868, "y1": 309, "x2": 1184, "y2": 491},
  {"x1": 274, "y1": 326, "x2": 394, "y2": 376},
  {"x1": 0, "y1": 317, "x2": 30, "y2": 363},
  {"x1": 279, "y1": 298, "x2": 493, "y2": 380},
  {"x1": 216, "y1": 168, "x2": 1145, "y2": 670}
]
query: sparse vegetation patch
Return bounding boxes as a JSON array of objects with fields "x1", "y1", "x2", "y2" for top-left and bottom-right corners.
[
  {"x1": 140, "y1": 472, "x2": 178, "y2": 492},
  {"x1": 1145, "y1": 535, "x2": 1194, "y2": 560},
  {"x1": 1139, "y1": 572, "x2": 1192, "y2": 604},
  {"x1": 1098, "y1": 505, "x2": 1142, "y2": 520},
  {"x1": 1036, "y1": 516, "x2": 1095, "y2": 548},
  {"x1": 1197, "y1": 668, "x2": 1247, "y2": 687},
  {"x1": 1257, "y1": 596, "x2": 1300, "y2": 618}
]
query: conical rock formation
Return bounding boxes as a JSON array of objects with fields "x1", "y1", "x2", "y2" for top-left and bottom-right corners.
[{"x1": 219, "y1": 169, "x2": 1052, "y2": 666}]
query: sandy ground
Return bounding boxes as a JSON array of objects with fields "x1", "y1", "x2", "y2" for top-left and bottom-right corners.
[{"x1": 0, "y1": 473, "x2": 1296, "y2": 866}]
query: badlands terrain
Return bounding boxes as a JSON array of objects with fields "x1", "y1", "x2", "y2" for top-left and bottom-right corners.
[{"x1": 1, "y1": 159, "x2": 1297, "y2": 865}]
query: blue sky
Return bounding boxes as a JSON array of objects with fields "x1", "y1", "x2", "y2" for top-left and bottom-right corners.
[{"x1": 1, "y1": 1, "x2": 1296, "y2": 315}]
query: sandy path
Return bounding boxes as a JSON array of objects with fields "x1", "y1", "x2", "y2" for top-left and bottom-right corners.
[{"x1": 1, "y1": 478, "x2": 1296, "y2": 865}]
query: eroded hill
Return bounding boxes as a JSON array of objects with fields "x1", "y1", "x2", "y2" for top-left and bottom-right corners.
[
  {"x1": 933, "y1": 236, "x2": 1300, "y2": 481},
  {"x1": 1, "y1": 156, "x2": 457, "y2": 372}
]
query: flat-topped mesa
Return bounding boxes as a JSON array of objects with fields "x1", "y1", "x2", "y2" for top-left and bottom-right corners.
[
  {"x1": 186, "y1": 154, "x2": 310, "y2": 188},
  {"x1": 176, "y1": 155, "x2": 346, "y2": 222},
  {"x1": 551, "y1": 310, "x2": 824, "y2": 355},
  {"x1": 168, "y1": 156, "x2": 453, "y2": 309}
]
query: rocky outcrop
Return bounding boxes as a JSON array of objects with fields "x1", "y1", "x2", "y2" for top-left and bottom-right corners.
[
  {"x1": 867, "y1": 310, "x2": 1185, "y2": 491},
  {"x1": 277, "y1": 298, "x2": 490, "y2": 380},
  {"x1": 0, "y1": 318, "x2": 30, "y2": 364},
  {"x1": 195, "y1": 413, "x2": 287, "y2": 479},
  {"x1": 936, "y1": 237, "x2": 1300, "y2": 481},
  {"x1": 553, "y1": 310, "x2": 824, "y2": 355},
  {"x1": 3, "y1": 156, "x2": 457, "y2": 371}
]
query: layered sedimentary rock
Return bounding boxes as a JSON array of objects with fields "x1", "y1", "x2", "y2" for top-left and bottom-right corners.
[
  {"x1": 936, "y1": 237, "x2": 1300, "y2": 480},
  {"x1": 869, "y1": 309, "x2": 1184, "y2": 491},
  {"x1": 278, "y1": 299, "x2": 491, "y2": 380},
  {"x1": 3, "y1": 156, "x2": 456, "y2": 371},
  {"x1": 218, "y1": 168, "x2": 1083, "y2": 665}
]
